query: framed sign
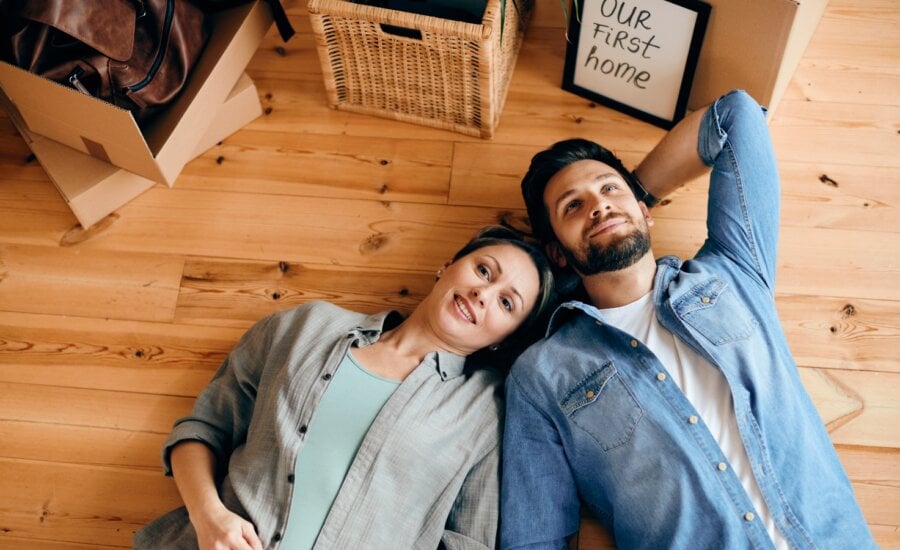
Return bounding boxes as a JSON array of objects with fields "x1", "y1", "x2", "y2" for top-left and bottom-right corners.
[{"x1": 562, "y1": 0, "x2": 710, "y2": 129}]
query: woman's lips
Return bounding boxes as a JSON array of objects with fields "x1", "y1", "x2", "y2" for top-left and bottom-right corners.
[{"x1": 454, "y1": 295, "x2": 476, "y2": 323}]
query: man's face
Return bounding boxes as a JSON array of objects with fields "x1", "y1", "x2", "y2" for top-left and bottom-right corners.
[{"x1": 542, "y1": 159, "x2": 653, "y2": 275}]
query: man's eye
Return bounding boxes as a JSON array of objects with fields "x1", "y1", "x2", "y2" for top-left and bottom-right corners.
[
  {"x1": 603, "y1": 183, "x2": 618, "y2": 192},
  {"x1": 564, "y1": 200, "x2": 581, "y2": 213}
]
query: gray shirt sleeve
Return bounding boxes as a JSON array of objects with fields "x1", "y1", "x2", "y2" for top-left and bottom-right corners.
[
  {"x1": 441, "y1": 442, "x2": 501, "y2": 549},
  {"x1": 161, "y1": 313, "x2": 276, "y2": 475}
]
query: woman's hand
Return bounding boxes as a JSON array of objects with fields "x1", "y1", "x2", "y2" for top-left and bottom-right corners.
[
  {"x1": 191, "y1": 502, "x2": 263, "y2": 550},
  {"x1": 170, "y1": 441, "x2": 263, "y2": 549}
]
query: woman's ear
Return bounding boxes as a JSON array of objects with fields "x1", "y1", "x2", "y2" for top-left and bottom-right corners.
[
  {"x1": 436, "y1": 260, "x2": 451, "y2": 280},
  {"x1": 546, "y1": 242, "x2": 568, "y2": 268}
]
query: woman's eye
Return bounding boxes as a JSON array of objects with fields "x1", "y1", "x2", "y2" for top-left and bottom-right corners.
[
  {"x1": 477, "y1": 264, "x2": 491, "y2": 279},
  {"x1": 501, "y1": 297, "x2": 513, "y2": 312}
]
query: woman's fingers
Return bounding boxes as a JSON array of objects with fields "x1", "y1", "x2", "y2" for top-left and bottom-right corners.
[{"x1": 242, "y1": 520, "x2": 264, "y2": 550}]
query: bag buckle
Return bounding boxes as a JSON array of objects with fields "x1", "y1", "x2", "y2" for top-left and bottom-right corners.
[{"x1": 67, "y1": 66, "x2": 92, "y2": 96}]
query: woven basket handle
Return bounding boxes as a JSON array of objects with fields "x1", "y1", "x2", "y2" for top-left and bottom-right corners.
[{"x1": 308, "y1": 0, "x2": 497, "y2": 40}]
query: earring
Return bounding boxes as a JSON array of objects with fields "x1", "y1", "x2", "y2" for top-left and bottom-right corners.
[
  {"x1": 489, "y1": 344, "x2": 500, "y2": 351},
  {"x1": 436, "y1": 268, "x2": 443, "y2": 278}
]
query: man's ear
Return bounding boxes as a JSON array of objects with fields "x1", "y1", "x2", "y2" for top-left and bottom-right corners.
[
  {"x1": 546, "y1": 242, "x2": 568, "y2": 268},
  {"x1": 639, "y1": 202, "x2": 654, "y2": 227}
]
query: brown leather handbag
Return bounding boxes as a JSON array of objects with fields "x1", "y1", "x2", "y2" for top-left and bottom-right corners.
[{"x1": 1, "y1": 0, "x2": 209, "y2": 123}]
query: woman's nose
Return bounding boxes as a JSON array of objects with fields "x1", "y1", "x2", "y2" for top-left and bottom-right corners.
[{"x1": 472, "y1": 288, "x2": 486, "y2": 306}]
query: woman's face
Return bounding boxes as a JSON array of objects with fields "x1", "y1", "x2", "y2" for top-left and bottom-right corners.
[{"x1": 423, "y1": 244, "x2": 541, "y2": 355}]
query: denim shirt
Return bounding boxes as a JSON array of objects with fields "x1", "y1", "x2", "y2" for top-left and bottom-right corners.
[{"x1": 500, "y1": 91, "x2": 874, "y2": 549}]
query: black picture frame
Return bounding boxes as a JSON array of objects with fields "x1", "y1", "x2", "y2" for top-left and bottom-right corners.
[{"x1": 562, "y1": 0, "x2": 710, "y2": 129}]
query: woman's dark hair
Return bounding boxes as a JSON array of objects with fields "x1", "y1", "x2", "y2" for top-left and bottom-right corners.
[
  {"x1": 452, "y1": 225, "x2": 557, "y2": 374},
  {"x1": 521, "y1": 138, "x2": 641, "y2": 245}
]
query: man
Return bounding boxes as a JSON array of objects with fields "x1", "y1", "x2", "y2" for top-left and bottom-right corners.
[{"x1": 500, "y1": 90, "x2": 874, "y2": 549}]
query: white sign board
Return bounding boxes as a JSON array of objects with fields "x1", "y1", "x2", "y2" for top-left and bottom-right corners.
[{"x1": 563, "y1": 0, "x2": 710, "y2": 128}]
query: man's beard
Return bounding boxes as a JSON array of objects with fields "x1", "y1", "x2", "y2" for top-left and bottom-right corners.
[{"x1": 561, "y1": 217, "x2": 651, "y2": 275}]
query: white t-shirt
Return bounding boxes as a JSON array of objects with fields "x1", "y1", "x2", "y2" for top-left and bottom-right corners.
[{"x1": 599, "y1": 291, "x2": 788, "y2": 549}]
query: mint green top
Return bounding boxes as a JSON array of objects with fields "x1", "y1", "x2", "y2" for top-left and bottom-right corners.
[{"x1": 280, "y1": 351, "x2": 399, "y2": 549}]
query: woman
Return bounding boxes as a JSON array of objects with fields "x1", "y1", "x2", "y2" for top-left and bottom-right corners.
[{"x1": 134, "y1": 226, "x2": 555, "y2": 550}]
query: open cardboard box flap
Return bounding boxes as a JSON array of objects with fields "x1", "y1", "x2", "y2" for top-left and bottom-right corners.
[
  {"x1": 5, "y1": 73, "x2": 262, "y2": 229},
  {"x1": 0, "y1": 1, "x2": 272, "y2": 186}
]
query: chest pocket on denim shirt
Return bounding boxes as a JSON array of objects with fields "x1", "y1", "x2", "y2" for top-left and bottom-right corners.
[
  {"x1": 561, "y1": 362, "x2": 643, "y2": 452},
  {"x1": 673, "y1": 278, "x2": 758, "y2": 345}
]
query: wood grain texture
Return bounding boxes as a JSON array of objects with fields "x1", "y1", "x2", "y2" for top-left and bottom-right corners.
[{"x1": 0, "y1": 0, "x2": 896, "y2": 547}]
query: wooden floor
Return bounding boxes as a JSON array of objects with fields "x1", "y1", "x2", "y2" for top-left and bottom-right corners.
[{"x1": 0, "y1": 0, "x2": 897, "y2": 548}]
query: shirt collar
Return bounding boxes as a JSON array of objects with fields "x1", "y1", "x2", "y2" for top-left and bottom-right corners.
[
  {"x1": 349, "y1": 310, "x2": 467, "y2": 382},
  {"x1": 546, "y1": 255, "x2": 683, "y2": 335}
]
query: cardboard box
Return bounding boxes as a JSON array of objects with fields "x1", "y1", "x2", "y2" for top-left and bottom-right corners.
[
  {"x1": 4, "y1": 74, "x2": 262, "y2": 229},
  {"x1": 0, "y1": 1, "x2": 272, "y2": 186},
  {"x1": 687, "y1": 0, "x2": 828, "y2": 114}
]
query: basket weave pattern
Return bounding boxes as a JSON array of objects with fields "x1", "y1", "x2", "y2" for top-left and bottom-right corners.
[{"x1": 309, "y1": 0, "x2": 533, "y2": 138}]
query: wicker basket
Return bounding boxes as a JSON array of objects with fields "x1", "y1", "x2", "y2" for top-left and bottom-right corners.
[{"x1": 308, "y1": 0, "x2": 532, "y2": 138}]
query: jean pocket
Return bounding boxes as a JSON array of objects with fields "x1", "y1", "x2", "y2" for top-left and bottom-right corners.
[
  {"x1": 674, "y1": 278, "x2": 758, "y2": 345},
  {"x1": 560, "y1": 362, "x2": 643, "y2": 451}
]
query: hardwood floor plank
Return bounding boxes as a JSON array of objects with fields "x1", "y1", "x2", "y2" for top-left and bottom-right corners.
[
  {"x1": 0, "y1": 421, "x2": 165, "y2": 471},
  {"x1": 0, "y1": 188, "x2": 505, "y2": 269},
  {"x1": 0, "y1": 458, "x2": 181, "y2": 547},
  {"x1": 0, "y1": 535, "x2": 127, "y2": 549},
  {"x1": 801, "y1": 368, "x2": 900, "y2": 448},
  {"x1": 0, "y1": 244, "x2": 183, "y2": 322},
  {"x1": 779, "y1": 295, "x2": 900, "y2": 373},
  {"x1": 836, "y1": 446, "x2": 900, "y2": 528},
  {"x1": 770, "y1": 102, "x2": 899, "y2": 167},
  {"x1": 2, "y1": 382, "x2": 193, "y2": 434},
  {"x1": 175, "y1": 257, "x2": 433, "y2": 325},
  {"x1": 0, "y1": 311, "x2": 237, "y2": 395},
  {"x1": 178, "y1": 130, "x2": 453, "y2": 204}
]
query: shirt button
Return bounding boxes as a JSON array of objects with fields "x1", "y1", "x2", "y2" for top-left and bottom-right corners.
[
  {"x1": 630, "y1": 339, "x2": 638, "y2": 348},
  {"x1": 322, "y1": 373, "x2": 332, "y2": 380},
  {"x1": 272, "y1": 532, "x2": 282, "y2": 542},
  {"x1": 688, "y1": 415, "x2": 698, "y2": 424},
  {"x1": 298, "y1": 425, "x2": 308, "y2": 434},
  {"x1": 656, "y1": 372, "x2": 666, "y2": 381},
  {"x1": 586, "y1": 390, "x2": 595, "y2": 399},
  {"x1": 717, "y1": 462, "x2": 728, "y2": 471},
  {"x1": 595, "y1": 320, "x2": 602, "y2": 326},
  {"x1": 744, "y1": 512, "x2": 755, "y2": 521},
  {"x1": 701, "y1": 296, "x2": 711, "y2": 303},
  {"x1": 441, "y1": 371, "x2": 448, "y2": 378}
]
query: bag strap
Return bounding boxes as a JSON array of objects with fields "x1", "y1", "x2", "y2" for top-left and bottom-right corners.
[
  {"x1": 264, "y1": 0, "x2": 295, "y2": 42},
  {"x1": 200, "y1": 0, "x2": 295, "y2": 41}
]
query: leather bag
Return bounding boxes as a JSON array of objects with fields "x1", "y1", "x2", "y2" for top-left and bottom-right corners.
[{"x1": 1, "y1": 0, "x2": 209, "y2": 123}]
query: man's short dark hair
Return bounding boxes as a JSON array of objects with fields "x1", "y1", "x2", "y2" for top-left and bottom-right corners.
[{"x1": 521, "y1": 139, "x2": 641, "y2": 245}]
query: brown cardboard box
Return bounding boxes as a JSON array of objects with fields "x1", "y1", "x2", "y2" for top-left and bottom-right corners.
[
  {"x1": 0, "y1": 2, "x2": 272, "y2": 186},
  {"x1": 688, "y1": 0, "x2": 828, "y2": 114},
  {"x1": 6, "y1": 74, "x2": 262, "y2": 229}
]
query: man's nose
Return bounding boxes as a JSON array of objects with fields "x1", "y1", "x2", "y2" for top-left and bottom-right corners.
[{"x1": 590, "y1": 195, "x2": 611, "y2": 217}]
